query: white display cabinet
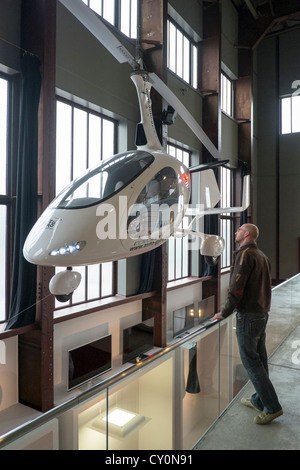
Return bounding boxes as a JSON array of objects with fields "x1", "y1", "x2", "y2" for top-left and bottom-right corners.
[
  {"x1": 58, "y1": 391, "x2": 107, "y2": 450},
  {"x1": 58, "y1": 354, "x2": 174, "y2": 450}
]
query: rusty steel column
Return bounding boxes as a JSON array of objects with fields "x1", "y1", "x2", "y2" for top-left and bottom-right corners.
[
  {"x1": 140, "y1": 0, "x2": 168, "y2": 347},
  {"x1": 18, "y1": 0, "x2": 56, "y2": 412}
]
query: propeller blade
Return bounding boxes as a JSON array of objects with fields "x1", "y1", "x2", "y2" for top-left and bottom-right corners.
[
  {"x1": 189, "y1": 160, "x2": 229, "y2": 173},
  {"x1": 149, "y1": 73, "x2": 223, "y2": 161},
  {"x1": 59, "y1": 0, "x2": 138, "y2": 69}
]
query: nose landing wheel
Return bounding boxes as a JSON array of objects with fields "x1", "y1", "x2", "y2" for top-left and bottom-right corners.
[
  {"x1": 200, "y1": 235, "x2": 225, "y2": 266},
  {"x1": 55, "y1": 293, "x2": 73, "y2": 303},
  {"x1": 49, "y1": 268, "x2": 81, "y2": 302}
]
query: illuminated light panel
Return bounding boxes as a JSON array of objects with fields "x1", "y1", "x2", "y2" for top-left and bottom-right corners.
[
  {"x1": 92, "y1": 407, "x2": 146, "y2": 438},
  {"x1": 102, "y1": 409, "x2": 136, "y2": 427}
]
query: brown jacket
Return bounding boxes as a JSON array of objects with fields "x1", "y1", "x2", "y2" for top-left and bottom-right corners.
[{"x1": 221, "y1": 241, "x2": 272, "y2": 318}]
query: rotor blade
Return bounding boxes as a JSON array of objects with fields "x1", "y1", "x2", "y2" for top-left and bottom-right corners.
[
  {"x1": 59, "y1": 0, "x2": 138, "y2": 69},
  {"x1": 189, "y1": 160, "x2": 229, "y2": 173},
  {"x1": 149, "y1": 72, "x2": 223, "y2": 161}
]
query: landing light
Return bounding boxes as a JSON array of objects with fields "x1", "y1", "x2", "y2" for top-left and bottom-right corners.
[{"x1": 49, "y1": 241, "x2": 86, "y2": 256}]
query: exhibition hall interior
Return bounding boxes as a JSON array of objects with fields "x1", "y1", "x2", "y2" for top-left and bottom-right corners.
[{"x1": 0, "y1": 0, "x2": 300, "y2": 450}]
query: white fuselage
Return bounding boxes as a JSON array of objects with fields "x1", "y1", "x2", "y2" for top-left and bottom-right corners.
[{"x1": 23, "y1": 149, "x2": 191, "y2": 267}]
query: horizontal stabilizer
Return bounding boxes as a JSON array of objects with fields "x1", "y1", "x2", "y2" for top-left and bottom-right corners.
[{"x1": 185, "y1": 174, "x2": 250, "y2": 218}]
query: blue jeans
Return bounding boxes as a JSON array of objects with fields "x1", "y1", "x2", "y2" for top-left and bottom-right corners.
[{"x1": 236, "y1": 312, "x2": 282, "y2": 414}]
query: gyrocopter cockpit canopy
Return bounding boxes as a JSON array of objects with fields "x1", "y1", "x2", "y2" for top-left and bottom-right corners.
[{"x1": 51, "y1": 150, "x2": 155, "y2": 210}]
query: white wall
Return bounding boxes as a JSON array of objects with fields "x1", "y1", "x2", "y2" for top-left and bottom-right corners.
[
  {"x1": 221, "y1": 0, "x2": 238, "y2": 79},
  {"x1": 53, "y1": 299, "x2": 143, "y2": 403},
  {"x1": 0, "y1": 336, "x2": 18, "y2": 411}
]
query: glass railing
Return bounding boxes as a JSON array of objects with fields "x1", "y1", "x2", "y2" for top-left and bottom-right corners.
[
  {"x1": 1, "y1": 274, "x2": 300, "y2": 450},
  {"x1": 0, "y1": 315, "x2": 247, "y2": 450}
]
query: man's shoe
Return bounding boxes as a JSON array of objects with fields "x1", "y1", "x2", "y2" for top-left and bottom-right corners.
[
  {"x1": 254, "y1": 409, "x2": 283, "y2": 425},
  {"x1": 241, "y1": 398, "x2": 260, "y2": 412}
]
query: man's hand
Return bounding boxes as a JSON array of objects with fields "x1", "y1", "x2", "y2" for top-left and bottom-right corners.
[{"x1": 213, "y1": 312, "x2": 224, "y2": 321}]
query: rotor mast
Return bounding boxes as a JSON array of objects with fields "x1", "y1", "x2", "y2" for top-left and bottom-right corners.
[{"x1": 131, "y1": 71, "x2": 164, "y2": 152}]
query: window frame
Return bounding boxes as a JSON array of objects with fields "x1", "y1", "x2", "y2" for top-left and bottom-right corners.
[
  {"x1": 219, "y1": 166, "x2": 233, "y2": 273},
  {"x1": 82, "y1": 0, "x2": 139, "y2": 39},
  {"x1": 280, "y1": 95, "x2": 300, "y2": 134},
  {"x1": 54, "y1": 97, "x2": 119, "y2": 311},
  {"x1": 167, "y1": 142, "x2": 192, "y2": 282},
  {"x1": 0, "y1": 72, "x2": 14, "y2": 323},
  {"x1": 221, "y1": 72, "x2": 233, "y2": 118},
  {"x1": 117, "y1": 0, "x2": 138, "y2": 39},
  {"x1": 167, "y1": 17, "x2": 198, "y2": 89}
]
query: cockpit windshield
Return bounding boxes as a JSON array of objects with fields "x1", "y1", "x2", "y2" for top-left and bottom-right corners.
[{"x1": 51, "y1": 151, "x2": 154, "y2": 209}]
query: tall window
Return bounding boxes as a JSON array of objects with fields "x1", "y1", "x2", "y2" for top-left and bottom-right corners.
[
  {"x1": 167, "y1": 19, "x2": 198, "y2": 89},
  {"x1": 119, "y1": 0, "x2": 138, "y2": 39},
  {"x1": 0, "y1": 75, "x2": 10, "y2": 322},
  {"x1": 82, "y1": 0, "x2": 138, "y2": 39},
  {"x1": 281, "y1": 95, "x2": 300, "y2": 134},
  {"x1": 220, "y1": 166, "x2": 232, "y2": 272},
  {"x1": 221, "y1": 73, "x2": 233, "y2": 117},
  {"x1": 167, "y1": 143, "x2": 191, "y2": 281},
  {"x1": 55, "y1": 99, "x2": 118, "y2": 309},
  {"x1": 85, "y1": 0, "x2": 115, "y2": 25}
]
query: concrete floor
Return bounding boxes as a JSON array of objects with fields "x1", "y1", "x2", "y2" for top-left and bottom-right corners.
[{"x1": 194, "y1": 279, "x2": 300, "y2": 451}]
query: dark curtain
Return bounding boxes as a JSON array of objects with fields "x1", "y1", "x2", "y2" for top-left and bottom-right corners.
[
  {"x1": 6, "y1": 53, "x2": 41, "y2": 330},
  {"x1": 240, "y1": 162, "x2": 248, "y2": 226},
  {"x1": 137, "y1": 250, "x2": 156, "y2": 294}
]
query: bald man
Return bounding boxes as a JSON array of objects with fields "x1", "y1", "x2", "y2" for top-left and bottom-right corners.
[{"x1": 213, "y1": 224, "x2": 283, "y2": 425}]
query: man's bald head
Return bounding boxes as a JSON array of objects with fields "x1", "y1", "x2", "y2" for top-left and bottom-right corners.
[{"x1": 242, "y1": 224, "x2": 259, "y2": 241}]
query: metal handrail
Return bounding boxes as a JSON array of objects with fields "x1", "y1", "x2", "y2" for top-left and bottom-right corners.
[{"x1": 0, "y1": 319, "x2": 220, "y2": 449}]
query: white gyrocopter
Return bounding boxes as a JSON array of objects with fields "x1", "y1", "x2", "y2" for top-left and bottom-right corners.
[{"x1": 23, "y1": 0, "x2": 250, "y2": 302}]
